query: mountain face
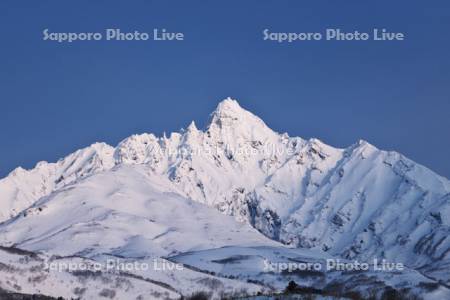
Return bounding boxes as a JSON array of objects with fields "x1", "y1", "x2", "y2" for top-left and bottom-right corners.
[{"x1": 1, "y1": 98, "x2": 449, "y2": 296}]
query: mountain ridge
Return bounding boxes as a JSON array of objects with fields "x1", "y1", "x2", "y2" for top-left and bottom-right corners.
[{"x1": 1, "y1": 98, "x2": 449, "y2": 286}]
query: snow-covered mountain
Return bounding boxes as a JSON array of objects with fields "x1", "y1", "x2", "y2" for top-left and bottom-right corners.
[{"x1": 0, "y1": 98, "x2": 449, "y2": 298}]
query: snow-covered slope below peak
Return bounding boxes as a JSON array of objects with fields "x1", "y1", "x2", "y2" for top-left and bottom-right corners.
[
  {"x1": 0, "y1": 142, "x2": 114, "y2": 222},
  {"x1": 0, "y1": 164, "x2": 280, "y2": 257}
]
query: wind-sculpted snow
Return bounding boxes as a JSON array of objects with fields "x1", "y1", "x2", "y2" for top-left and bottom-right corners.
[{"x1": 1, "y1": 98, "x2": 449, "y2": 288}]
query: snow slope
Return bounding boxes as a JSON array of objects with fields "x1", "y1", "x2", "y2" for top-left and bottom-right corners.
[
  {"x1": 0, "y1": 142, "x2": 114, "y2": 222},
  {"x1": 0, "y1": 164, "x2": 279, "y2": 257}
]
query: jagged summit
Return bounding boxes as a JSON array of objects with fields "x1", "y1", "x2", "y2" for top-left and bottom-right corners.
[
  {"x1": 214, "y1": 97, "x2": 241, "y2": 112},
  {"x1": 186, "y1": 120, "x2": 198, "y2": 132},
  {"x1": 206, "y1": 98, "x2": 278, "y2": 145},
  {"x1": 209, "y1": 98, "x2": 267, "y2": 127},
  {"x1": 212, "y1": 97, "x2": 244, "y2": 117}
]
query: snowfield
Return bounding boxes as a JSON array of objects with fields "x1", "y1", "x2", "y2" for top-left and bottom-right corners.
[{"x1": 0, "y1": 98, "x2": 449, "y2": 299}]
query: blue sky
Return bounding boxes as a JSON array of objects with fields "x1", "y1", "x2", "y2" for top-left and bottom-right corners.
[{"x1": 0, "y1": 0, "x2": 449, "y2": 178}]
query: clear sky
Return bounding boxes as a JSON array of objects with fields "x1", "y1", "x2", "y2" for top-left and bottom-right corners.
[{"x1": 0, "y1": 0, "x2": 449, "y2": 179}]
